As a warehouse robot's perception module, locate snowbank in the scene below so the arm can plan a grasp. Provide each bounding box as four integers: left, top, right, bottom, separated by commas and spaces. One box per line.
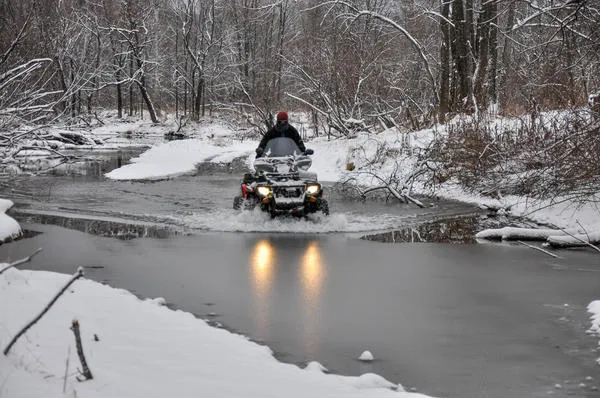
0, 268, 430, 398
0, 198, 21, 243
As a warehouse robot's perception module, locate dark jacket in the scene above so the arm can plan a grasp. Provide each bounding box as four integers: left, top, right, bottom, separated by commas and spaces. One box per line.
257, 122, 306, 155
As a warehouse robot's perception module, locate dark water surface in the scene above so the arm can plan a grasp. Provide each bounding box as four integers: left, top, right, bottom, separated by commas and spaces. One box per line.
2, 225, 600, 398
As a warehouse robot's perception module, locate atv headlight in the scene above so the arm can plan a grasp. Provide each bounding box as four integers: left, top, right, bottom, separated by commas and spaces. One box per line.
305, 184, 321, 195
256, 186, 271, 197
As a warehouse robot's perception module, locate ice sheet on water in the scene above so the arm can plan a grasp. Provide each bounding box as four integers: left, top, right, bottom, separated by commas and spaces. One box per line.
183, 208, 411, 233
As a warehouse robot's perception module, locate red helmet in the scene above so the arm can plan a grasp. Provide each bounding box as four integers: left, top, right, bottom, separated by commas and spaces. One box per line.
276, 111, 288, 122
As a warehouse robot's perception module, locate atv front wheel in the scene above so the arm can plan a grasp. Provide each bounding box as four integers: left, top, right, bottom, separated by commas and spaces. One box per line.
318, 198, 330, 215
233, 195, 243, 210
234, 195, 257, 211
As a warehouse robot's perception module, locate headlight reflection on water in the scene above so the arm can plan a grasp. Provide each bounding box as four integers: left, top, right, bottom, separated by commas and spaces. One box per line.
300, 241, 324, 300
300, 240, 325, 358
250, 239, 275, 337
251, 239, 274, 290
249, 238, 326, 358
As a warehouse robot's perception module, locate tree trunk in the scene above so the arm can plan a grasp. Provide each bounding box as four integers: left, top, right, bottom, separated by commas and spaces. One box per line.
438, 0, 451, 117
137, 78, 158, 123
175, 30, 179, 118
116, 82, 122, 118
129, 57, 134, 116
70, 58, 76, 117
487, 0, 498, 108
500, 0, 515, 110
275, 1, 286, 103
451, 0, 472, 112
194, 76, 203, 121
474, 0, 491, 110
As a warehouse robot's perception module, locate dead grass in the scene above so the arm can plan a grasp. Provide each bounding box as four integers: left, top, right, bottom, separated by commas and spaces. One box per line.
423, 110, 600, 203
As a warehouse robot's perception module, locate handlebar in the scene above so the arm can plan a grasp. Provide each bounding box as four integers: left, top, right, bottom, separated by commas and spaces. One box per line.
255, 148, 314, 158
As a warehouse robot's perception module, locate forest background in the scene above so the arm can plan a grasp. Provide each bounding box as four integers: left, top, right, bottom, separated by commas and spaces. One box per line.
1, 0, 600, 204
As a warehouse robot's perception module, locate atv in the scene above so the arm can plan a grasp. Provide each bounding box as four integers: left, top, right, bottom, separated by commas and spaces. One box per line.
233, 137, 329, 217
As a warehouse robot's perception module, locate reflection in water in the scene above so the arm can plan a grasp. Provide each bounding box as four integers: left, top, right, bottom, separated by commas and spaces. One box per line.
362, 216, 482, 244
250, 239, 275, 338
299, 240, 325, 359
300, 241, 324, 305
249, 238, 326, 359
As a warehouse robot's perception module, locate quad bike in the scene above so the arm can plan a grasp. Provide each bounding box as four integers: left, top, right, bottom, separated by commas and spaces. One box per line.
233, 137, 329, 217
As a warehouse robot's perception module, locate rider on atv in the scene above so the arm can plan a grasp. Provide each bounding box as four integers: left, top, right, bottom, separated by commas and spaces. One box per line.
234, 111, 328, 217
256, 111, 306, 158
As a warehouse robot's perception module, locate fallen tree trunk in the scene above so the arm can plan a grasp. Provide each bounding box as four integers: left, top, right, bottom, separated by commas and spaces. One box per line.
546, 233, 600, 249
475, 227, 578, 241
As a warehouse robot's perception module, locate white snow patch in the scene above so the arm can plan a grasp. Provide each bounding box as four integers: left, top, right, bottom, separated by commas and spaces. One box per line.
346, 373, 401, 391
105, 139, 255, 181
304, 361, 329, 373
475, 227, 578, 241
587, 301, 600, 365
144, 297, 167, 306
0, 198, 22, 242
588, 301, 600, 335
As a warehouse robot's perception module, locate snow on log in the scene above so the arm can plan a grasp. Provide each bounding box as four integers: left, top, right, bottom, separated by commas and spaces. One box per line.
475, 227, 578, 241
546, 233, 600, 248
588, 301, 600, 335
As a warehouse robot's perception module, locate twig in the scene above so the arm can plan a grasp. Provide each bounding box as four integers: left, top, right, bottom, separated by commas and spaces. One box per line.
352, 170, 426, 207
70, 319, 93, 381
3, 267, 84, 356
63, 345, 71, 393
576, 220, 600, 253
517, 240, 560, 258
0, 248, 43, 275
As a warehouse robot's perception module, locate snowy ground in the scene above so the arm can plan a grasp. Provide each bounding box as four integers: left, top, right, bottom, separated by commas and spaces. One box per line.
2, 111, 600, 396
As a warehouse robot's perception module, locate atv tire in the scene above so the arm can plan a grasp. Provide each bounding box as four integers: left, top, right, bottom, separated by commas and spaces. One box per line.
233, 195, 243, 210
319, 198, 330, 215
234, 195, 257, 211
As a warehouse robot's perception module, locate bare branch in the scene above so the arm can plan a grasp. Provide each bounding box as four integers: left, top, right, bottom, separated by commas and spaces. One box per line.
4, 267, 85, 356
0, 248, 43, 276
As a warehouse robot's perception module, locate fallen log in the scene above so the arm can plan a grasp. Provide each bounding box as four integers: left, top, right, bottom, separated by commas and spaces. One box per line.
546, 232, 600, 249
475, 227, 578, 241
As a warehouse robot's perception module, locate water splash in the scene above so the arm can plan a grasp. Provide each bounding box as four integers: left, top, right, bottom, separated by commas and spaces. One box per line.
183, 208, 415, 234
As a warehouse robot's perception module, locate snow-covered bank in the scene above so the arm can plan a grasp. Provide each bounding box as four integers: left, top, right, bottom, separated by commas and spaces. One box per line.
0, 267, 429, 398
0, 199, 21, 243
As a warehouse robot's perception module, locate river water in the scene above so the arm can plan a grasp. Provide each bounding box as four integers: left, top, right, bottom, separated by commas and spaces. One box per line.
2, 152, 600, 398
